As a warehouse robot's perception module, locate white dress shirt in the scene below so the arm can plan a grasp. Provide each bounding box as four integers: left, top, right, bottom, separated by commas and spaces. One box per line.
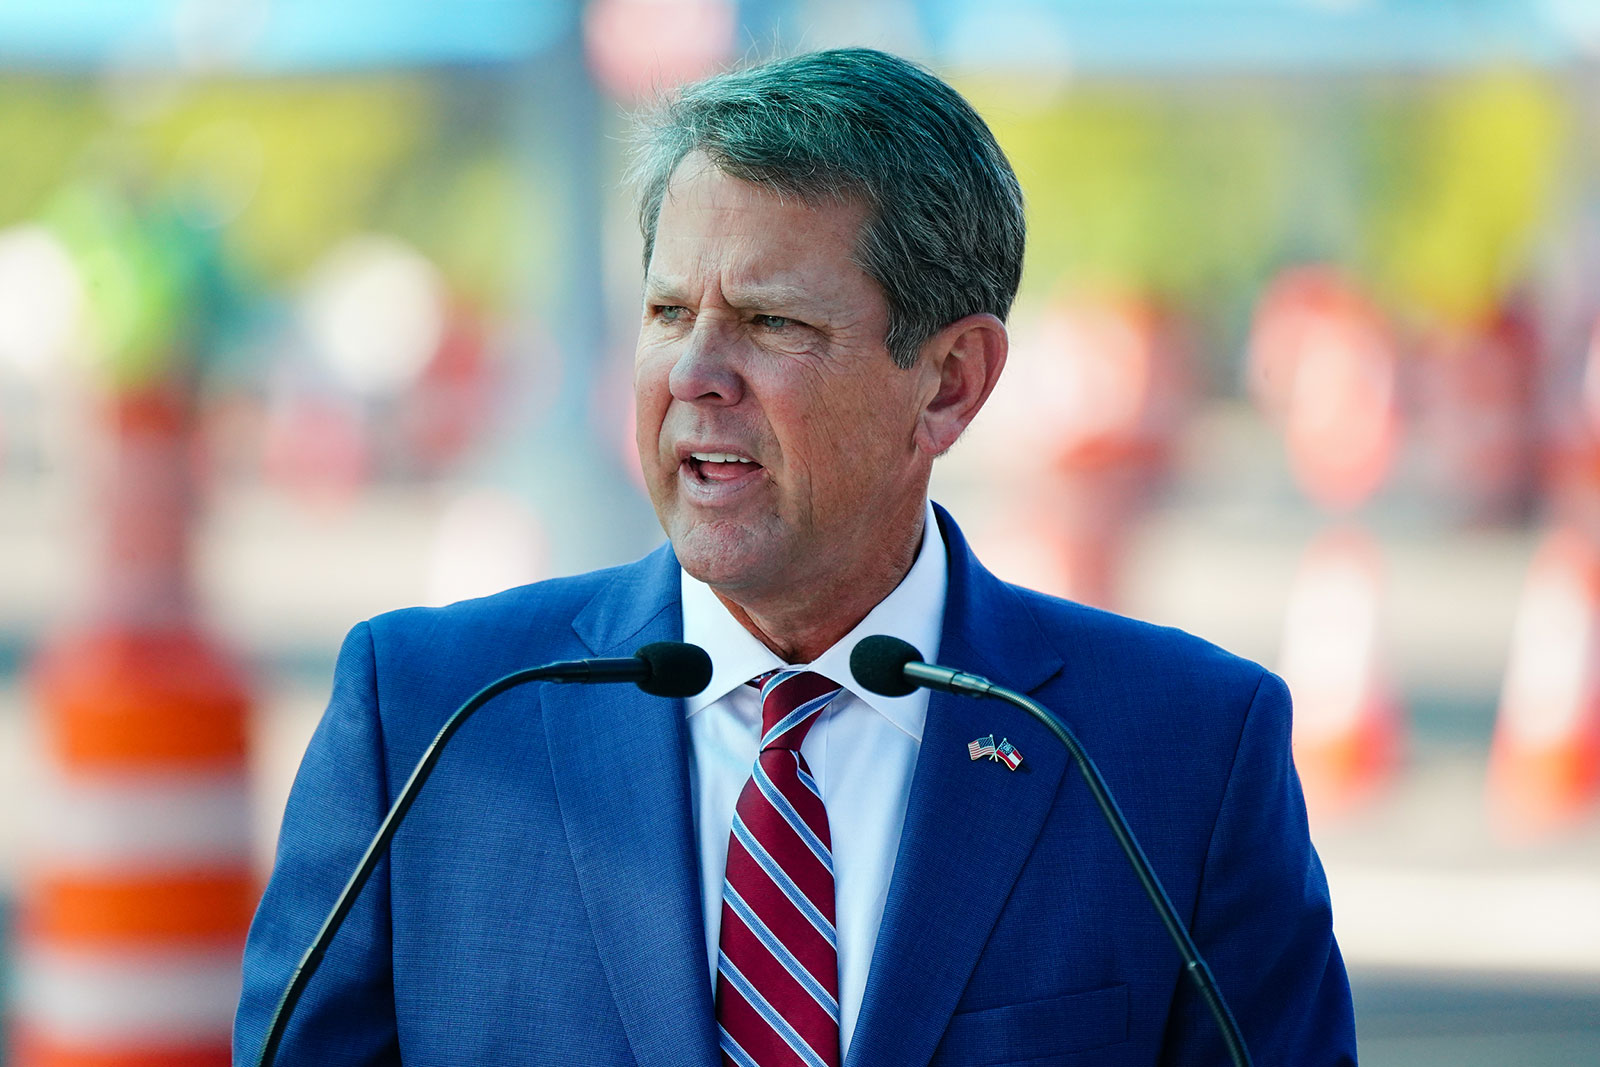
681, 498, 948, 1060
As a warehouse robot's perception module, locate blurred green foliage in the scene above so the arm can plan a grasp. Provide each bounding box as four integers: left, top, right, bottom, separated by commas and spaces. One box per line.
1360, 72, 1566, 324
0, 74, 521, 307
0, 77, 102, 223
965, 78, 1293, 303
961, 71, 1568, 327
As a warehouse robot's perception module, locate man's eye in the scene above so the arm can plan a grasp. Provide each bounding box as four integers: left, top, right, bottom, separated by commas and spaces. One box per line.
653, 305, 688, 322
753, 314, 793, 329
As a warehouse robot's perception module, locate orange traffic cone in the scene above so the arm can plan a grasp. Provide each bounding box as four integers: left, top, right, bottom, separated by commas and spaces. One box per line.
1278, 527, 1405, 818
1488, 526, 1600, 837
13, 391, 252, 1067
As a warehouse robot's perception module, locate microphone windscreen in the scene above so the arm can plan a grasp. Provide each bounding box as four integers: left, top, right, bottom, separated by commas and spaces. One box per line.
635, 642, 713, 697
850, 635, 922, 697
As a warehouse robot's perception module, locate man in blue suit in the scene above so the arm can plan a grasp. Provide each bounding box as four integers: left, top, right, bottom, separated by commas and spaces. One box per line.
236, 48, 1356, 1065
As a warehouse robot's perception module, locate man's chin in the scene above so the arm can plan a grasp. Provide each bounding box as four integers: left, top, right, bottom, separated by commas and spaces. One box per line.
673, 547, 768, 593
668, 522, 784, 594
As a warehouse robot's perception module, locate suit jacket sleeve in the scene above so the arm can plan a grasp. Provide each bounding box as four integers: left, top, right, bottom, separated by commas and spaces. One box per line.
234, 622, 402, 1066
1157, 669, 1357, 1066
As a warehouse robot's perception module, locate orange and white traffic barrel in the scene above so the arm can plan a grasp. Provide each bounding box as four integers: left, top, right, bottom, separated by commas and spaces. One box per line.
12, 390, 252, 1067
1278, 526, 1405, 818
1489, 526, 1600, 837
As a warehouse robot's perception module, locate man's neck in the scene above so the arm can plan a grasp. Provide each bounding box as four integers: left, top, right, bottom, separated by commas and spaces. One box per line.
711, 512, 927, 664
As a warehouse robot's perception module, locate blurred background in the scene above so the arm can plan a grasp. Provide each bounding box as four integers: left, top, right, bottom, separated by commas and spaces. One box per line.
1, 0, 1598, 1064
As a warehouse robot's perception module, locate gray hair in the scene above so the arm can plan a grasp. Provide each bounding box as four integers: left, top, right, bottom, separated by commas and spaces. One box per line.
629, 47, 1025, 369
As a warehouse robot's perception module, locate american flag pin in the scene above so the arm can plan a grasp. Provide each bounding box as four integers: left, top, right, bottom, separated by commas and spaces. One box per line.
967, 734, 997, 761
995, 738, 1023, 771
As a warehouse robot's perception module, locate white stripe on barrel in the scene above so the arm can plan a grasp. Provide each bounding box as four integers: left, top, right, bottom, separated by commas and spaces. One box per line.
30, 770, 253, 872
15, 944, 242, 1044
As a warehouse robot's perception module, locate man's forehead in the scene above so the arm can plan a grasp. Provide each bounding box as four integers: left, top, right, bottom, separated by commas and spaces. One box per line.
646, 161, 875, 308
655, 155, 870, 244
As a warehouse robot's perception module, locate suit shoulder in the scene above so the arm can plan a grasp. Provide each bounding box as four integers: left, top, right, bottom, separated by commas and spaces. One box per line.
999, 584, 1291, 792
329, 554, 677, 744
1008, 582, 1273, 706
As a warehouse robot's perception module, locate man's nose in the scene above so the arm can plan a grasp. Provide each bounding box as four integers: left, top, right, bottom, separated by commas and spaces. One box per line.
667, 320, 744, 405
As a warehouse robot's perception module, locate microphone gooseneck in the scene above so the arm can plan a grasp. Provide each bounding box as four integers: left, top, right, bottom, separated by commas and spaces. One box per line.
255, 643, 710, 1067
850, 636, 1254, 1067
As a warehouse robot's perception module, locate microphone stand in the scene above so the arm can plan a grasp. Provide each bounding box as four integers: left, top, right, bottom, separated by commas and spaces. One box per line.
254, 650, 702, 1067
920, 664, 1253, 1067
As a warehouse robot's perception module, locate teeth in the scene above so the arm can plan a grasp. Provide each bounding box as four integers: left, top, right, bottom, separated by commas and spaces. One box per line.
690, 452, 753, 464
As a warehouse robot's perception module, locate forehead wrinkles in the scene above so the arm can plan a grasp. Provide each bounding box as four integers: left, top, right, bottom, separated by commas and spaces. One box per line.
645, 255, 819, 310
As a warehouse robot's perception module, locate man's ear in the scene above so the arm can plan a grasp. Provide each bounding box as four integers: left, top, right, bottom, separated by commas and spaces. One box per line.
913, 313, 1008, 457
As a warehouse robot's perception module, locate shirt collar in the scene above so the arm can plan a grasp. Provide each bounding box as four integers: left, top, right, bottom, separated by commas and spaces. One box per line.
680, 498, 948, 742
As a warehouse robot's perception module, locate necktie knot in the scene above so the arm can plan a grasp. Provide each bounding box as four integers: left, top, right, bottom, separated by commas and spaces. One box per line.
756, 669, 841, 752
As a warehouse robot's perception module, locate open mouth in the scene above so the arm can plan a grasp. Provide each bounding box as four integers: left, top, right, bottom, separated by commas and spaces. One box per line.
686, 451, 763, 482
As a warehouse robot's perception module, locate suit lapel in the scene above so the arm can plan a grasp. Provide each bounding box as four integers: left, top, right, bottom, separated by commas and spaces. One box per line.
846, 508, 1070, 1067
544, 547, 720, 1067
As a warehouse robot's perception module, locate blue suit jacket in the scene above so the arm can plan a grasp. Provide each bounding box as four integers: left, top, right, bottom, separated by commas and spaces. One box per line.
235, 507, 1355, 1065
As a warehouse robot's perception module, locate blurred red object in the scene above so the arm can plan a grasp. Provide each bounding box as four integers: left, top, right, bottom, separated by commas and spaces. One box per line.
396, 301, 494, 477
1545, 314, 1600, 543
583, 0, 737, 103
976, 293, 1190, 609
1411, 304, 1539, 525
261, 389, 370, 510
1489, 525, 1600, 837
1250, 266, 1401, 511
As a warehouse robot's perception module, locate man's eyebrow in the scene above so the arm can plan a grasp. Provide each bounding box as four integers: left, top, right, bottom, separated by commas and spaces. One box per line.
643, 276, 818, 310
723, 283, 815, 310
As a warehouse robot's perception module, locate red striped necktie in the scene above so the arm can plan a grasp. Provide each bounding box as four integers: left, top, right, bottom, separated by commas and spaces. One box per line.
716, 669, 843, 1067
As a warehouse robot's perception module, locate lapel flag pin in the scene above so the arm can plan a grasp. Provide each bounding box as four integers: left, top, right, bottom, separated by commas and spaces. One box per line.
968, 735, 1023, 770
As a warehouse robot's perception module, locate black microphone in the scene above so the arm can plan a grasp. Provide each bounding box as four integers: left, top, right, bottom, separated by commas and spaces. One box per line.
538, 641, 713, 696
850, 635, 1253, 1067
850, 634, 996, 697
255, 642, 711, 1067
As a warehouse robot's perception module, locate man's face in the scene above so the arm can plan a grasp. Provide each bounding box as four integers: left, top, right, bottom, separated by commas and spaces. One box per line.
634, 155, 934, 602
